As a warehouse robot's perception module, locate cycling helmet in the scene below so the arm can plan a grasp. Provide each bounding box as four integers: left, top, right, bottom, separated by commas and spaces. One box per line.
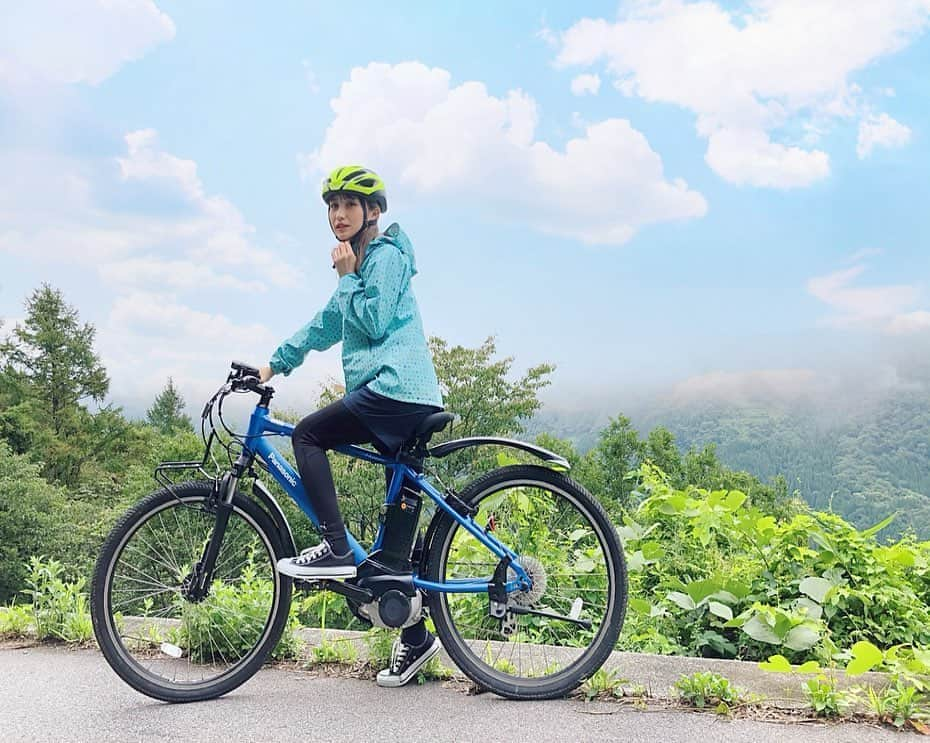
321, 165, 388, 213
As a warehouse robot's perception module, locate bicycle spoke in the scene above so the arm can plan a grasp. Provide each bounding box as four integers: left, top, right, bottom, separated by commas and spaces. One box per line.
100, 493, 284, 695
433, 472, 623, 692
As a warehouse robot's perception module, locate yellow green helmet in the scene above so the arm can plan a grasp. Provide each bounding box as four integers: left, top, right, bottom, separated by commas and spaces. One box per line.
321, 165, 387, 213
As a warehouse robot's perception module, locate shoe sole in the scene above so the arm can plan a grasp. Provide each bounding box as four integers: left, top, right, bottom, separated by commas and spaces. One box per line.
275, 559, 357, 579
376, 639, 441, 688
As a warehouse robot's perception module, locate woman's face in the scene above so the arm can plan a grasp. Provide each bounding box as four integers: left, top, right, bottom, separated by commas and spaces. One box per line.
328, 193, 364, 241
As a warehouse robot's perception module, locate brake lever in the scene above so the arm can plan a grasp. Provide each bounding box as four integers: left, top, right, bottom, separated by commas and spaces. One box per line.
230, 375, 261, 393
201, 382, 232, 419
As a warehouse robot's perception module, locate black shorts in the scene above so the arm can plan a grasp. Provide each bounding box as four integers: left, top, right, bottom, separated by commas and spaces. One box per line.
342, 384, 442, 456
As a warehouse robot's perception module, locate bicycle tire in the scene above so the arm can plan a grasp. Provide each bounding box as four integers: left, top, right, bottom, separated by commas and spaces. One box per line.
90, 481, 293, 702
424, 464, 627, 700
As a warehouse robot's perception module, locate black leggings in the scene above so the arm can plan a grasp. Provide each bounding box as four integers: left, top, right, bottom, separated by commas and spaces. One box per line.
291, 400, 428, 647
291, 399, 387, 547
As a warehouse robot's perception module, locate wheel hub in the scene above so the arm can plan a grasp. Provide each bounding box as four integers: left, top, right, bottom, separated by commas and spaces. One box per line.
180, 565, 208, 603
507, 556, 547, 607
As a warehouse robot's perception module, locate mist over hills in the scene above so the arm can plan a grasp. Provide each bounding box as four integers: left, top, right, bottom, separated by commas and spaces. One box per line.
529, 366, 930, 538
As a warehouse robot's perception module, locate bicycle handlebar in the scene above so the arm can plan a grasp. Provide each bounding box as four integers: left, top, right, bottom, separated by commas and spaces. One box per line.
227, 360, 272, 394
201, 361, 274, 420
229, 360, 260, 378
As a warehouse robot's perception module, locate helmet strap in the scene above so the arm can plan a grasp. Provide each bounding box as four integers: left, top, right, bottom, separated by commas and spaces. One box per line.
349, 201, 379, 249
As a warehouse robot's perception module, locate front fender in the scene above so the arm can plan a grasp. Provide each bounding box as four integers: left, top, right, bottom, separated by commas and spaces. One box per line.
252, 479, 297, 558
427, 437, 570, 471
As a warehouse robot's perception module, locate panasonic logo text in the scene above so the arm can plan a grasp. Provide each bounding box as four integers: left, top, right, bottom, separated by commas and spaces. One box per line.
268, 451, 297, 488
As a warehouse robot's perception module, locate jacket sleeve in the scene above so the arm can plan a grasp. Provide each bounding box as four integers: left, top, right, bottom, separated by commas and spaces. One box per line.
268, 292, 343, 376
336, 244, 409, 341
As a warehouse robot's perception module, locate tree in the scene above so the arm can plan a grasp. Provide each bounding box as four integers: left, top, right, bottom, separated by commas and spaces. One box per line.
583, 415, 646, 510
146, 377, 192, 434
644, 426, 684, 482
0, 441, 67, 602
429, 336, 554, 439
0, 284, 108, 436
0, 284, 120, 485
428, 336, 555, 485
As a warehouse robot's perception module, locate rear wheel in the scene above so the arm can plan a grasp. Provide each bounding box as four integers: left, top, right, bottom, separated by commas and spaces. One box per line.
425, 465, 627, 700
90, 481, 293, 702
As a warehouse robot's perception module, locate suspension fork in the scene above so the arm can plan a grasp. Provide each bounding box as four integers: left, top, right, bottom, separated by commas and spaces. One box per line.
185, 466, 244, 602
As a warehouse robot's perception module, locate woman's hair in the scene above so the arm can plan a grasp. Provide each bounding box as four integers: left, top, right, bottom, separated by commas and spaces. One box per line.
351, 199, 381, 272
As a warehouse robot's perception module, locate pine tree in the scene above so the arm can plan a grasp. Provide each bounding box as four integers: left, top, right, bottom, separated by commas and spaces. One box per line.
0, 284, 108, 435
147, 377, 192, 434
0, 284, 122, 484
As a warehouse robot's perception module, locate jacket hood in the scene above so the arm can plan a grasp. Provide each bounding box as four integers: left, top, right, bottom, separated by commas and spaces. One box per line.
370, 222, 416, 276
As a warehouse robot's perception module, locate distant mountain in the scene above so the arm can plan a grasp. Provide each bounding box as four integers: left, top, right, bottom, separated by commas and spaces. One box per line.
529, 389, 930, 539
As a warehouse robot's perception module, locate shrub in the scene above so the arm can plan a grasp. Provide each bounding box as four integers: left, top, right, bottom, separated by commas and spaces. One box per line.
22, 557, 92, 643
621, 465, 930, 664
866, 677, 929, 729
803, 674, 855, 717
0, 603, 34, 638
674, 671, 743, 713
178, 564, 302, 662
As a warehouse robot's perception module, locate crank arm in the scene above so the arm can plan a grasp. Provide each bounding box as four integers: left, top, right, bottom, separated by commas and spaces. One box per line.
508, 605, 593, 630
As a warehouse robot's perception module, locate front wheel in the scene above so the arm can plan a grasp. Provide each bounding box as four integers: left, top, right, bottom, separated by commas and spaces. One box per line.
90, 481, 293, 702
424, 465, 627, 700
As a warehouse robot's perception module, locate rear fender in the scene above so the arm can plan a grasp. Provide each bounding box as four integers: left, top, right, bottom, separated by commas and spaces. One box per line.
427, 437, 570, 471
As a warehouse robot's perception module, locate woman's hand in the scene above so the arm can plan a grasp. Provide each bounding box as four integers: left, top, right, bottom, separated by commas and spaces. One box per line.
332, 242, 357, 277
259, 365, 274, 384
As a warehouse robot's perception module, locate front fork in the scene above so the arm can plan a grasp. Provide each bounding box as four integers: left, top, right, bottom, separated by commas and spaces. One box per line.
183, 468, 242, 602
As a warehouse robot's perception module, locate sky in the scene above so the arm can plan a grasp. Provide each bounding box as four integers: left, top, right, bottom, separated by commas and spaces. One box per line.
2, 0, 929, 421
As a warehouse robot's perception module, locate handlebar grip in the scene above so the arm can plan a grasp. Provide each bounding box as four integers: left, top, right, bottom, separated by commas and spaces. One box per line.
230, 360, 260, 378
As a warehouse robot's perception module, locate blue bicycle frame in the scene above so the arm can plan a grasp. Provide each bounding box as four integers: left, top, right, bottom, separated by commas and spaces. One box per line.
244, 405, 530, 595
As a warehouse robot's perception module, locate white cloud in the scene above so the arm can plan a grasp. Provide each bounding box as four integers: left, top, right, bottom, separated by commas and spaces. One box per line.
888, 311, 930, 335
1, 130, 304, 290
0, 0, 175, 87
118, 129, 203, 199
807, 263, 928, 334
536, 13, 559, 47
301, 61, 706, 245
302, 60, 320, 94
0, 3, 320, 416
845, 247, 885, 263
554, 0, 930, 187
705, 127, 829, 188
856, 112, 912, 158
99, 258, 268, 293
98, 292, 341, 418
107, 292, 276, 350
571, 111, 588, 130
807, 265, 917, 320
571, 73, 601, 96
118, 130, 303, 285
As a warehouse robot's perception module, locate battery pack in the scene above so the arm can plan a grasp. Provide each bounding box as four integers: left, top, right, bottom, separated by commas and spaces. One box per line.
378, 487, 422, 571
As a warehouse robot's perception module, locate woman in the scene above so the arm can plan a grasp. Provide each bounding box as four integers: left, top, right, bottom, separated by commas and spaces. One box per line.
258, 165, 443, 687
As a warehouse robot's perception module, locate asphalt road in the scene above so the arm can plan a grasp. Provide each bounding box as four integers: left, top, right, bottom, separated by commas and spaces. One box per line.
0, 646, 909, 742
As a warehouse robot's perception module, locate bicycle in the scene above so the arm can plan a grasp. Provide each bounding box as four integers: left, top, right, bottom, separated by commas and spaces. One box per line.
90, 361, 627, 702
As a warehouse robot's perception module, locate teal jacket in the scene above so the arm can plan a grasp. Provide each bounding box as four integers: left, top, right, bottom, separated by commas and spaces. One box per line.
269, 223, 444, 407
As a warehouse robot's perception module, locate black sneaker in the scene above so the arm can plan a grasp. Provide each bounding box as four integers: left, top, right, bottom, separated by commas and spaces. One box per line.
376, 634, 441, 687
276, 539, 357, 579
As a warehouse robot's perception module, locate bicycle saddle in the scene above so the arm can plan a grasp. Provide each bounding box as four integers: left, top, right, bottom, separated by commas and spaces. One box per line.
402, 411, 453, 452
